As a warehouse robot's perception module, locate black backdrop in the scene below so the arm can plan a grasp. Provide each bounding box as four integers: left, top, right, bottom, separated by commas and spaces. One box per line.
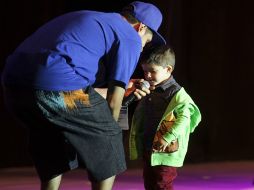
1, 0, 254, 167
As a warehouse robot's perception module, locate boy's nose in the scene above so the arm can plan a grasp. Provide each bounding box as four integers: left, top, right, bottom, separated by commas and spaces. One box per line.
146, 72, 151, 78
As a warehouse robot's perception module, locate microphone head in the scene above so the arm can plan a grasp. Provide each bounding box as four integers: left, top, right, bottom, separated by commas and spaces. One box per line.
140, 80, 150, 89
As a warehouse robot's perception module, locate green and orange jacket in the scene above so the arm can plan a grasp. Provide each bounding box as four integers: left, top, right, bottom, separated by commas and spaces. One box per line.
129, 87, 201, 167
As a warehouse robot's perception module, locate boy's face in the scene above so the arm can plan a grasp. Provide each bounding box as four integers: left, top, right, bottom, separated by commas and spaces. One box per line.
142, 63, 172, 86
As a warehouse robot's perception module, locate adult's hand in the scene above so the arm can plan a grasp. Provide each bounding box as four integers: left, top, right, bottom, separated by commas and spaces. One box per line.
126, 79, 153, 100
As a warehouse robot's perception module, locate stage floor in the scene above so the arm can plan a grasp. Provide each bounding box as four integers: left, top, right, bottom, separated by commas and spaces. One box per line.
0, 161, 254, 190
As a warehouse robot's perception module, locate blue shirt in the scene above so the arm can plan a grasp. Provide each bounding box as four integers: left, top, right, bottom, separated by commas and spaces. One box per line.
2, 11, 142, 90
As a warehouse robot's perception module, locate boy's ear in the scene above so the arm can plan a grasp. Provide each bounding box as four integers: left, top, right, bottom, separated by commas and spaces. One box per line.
167, 66, 173, 73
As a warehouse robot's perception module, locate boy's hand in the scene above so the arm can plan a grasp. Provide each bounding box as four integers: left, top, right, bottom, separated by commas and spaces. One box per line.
152, 138, 169, 152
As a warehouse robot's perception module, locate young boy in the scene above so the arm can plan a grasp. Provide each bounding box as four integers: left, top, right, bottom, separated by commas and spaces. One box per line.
129, 45, 201, 190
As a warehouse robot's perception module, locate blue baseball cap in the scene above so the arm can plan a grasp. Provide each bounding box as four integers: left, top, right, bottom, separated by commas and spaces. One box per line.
129, 1, 166, 45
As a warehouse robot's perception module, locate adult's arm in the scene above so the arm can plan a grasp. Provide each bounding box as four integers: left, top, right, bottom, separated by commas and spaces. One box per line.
94, 79, 151, 121
106, 81, 125, 121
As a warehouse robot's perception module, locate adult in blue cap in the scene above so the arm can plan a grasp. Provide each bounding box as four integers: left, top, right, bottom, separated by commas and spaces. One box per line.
1, 1, 165, 190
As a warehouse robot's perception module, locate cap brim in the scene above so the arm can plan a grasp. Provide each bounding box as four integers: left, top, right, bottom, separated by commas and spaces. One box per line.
151, 30, 166, 45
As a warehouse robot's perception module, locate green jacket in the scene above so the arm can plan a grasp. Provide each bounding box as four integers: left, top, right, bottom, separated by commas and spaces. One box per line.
129, 87, 201, 167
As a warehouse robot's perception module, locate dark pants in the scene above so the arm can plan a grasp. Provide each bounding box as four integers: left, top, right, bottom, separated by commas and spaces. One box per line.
2, 85, 126, 182
143, 152, 177, 190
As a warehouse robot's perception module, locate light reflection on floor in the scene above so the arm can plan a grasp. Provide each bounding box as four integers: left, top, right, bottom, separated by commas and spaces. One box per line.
0, 161, 254, 190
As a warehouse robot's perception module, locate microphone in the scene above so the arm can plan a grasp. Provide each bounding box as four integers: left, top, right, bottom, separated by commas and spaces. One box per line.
122, 80, 150, 106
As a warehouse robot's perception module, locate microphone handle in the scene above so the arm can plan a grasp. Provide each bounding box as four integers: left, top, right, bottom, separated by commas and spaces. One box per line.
122, 93, 136, 106
122, 80, 150, 106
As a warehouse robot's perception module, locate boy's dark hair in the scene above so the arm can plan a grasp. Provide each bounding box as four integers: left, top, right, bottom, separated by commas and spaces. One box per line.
140, 45, 175, 69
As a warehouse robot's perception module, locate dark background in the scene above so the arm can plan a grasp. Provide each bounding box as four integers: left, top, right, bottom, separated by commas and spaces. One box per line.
0, 0, 253, 168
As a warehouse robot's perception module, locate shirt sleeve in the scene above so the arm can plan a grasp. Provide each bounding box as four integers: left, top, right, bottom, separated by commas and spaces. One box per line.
163, 104, 192, 143
106, 39, 141, 88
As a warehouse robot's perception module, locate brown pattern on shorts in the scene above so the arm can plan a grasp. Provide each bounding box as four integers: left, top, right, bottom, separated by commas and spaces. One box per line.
62, 89, 90, 109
